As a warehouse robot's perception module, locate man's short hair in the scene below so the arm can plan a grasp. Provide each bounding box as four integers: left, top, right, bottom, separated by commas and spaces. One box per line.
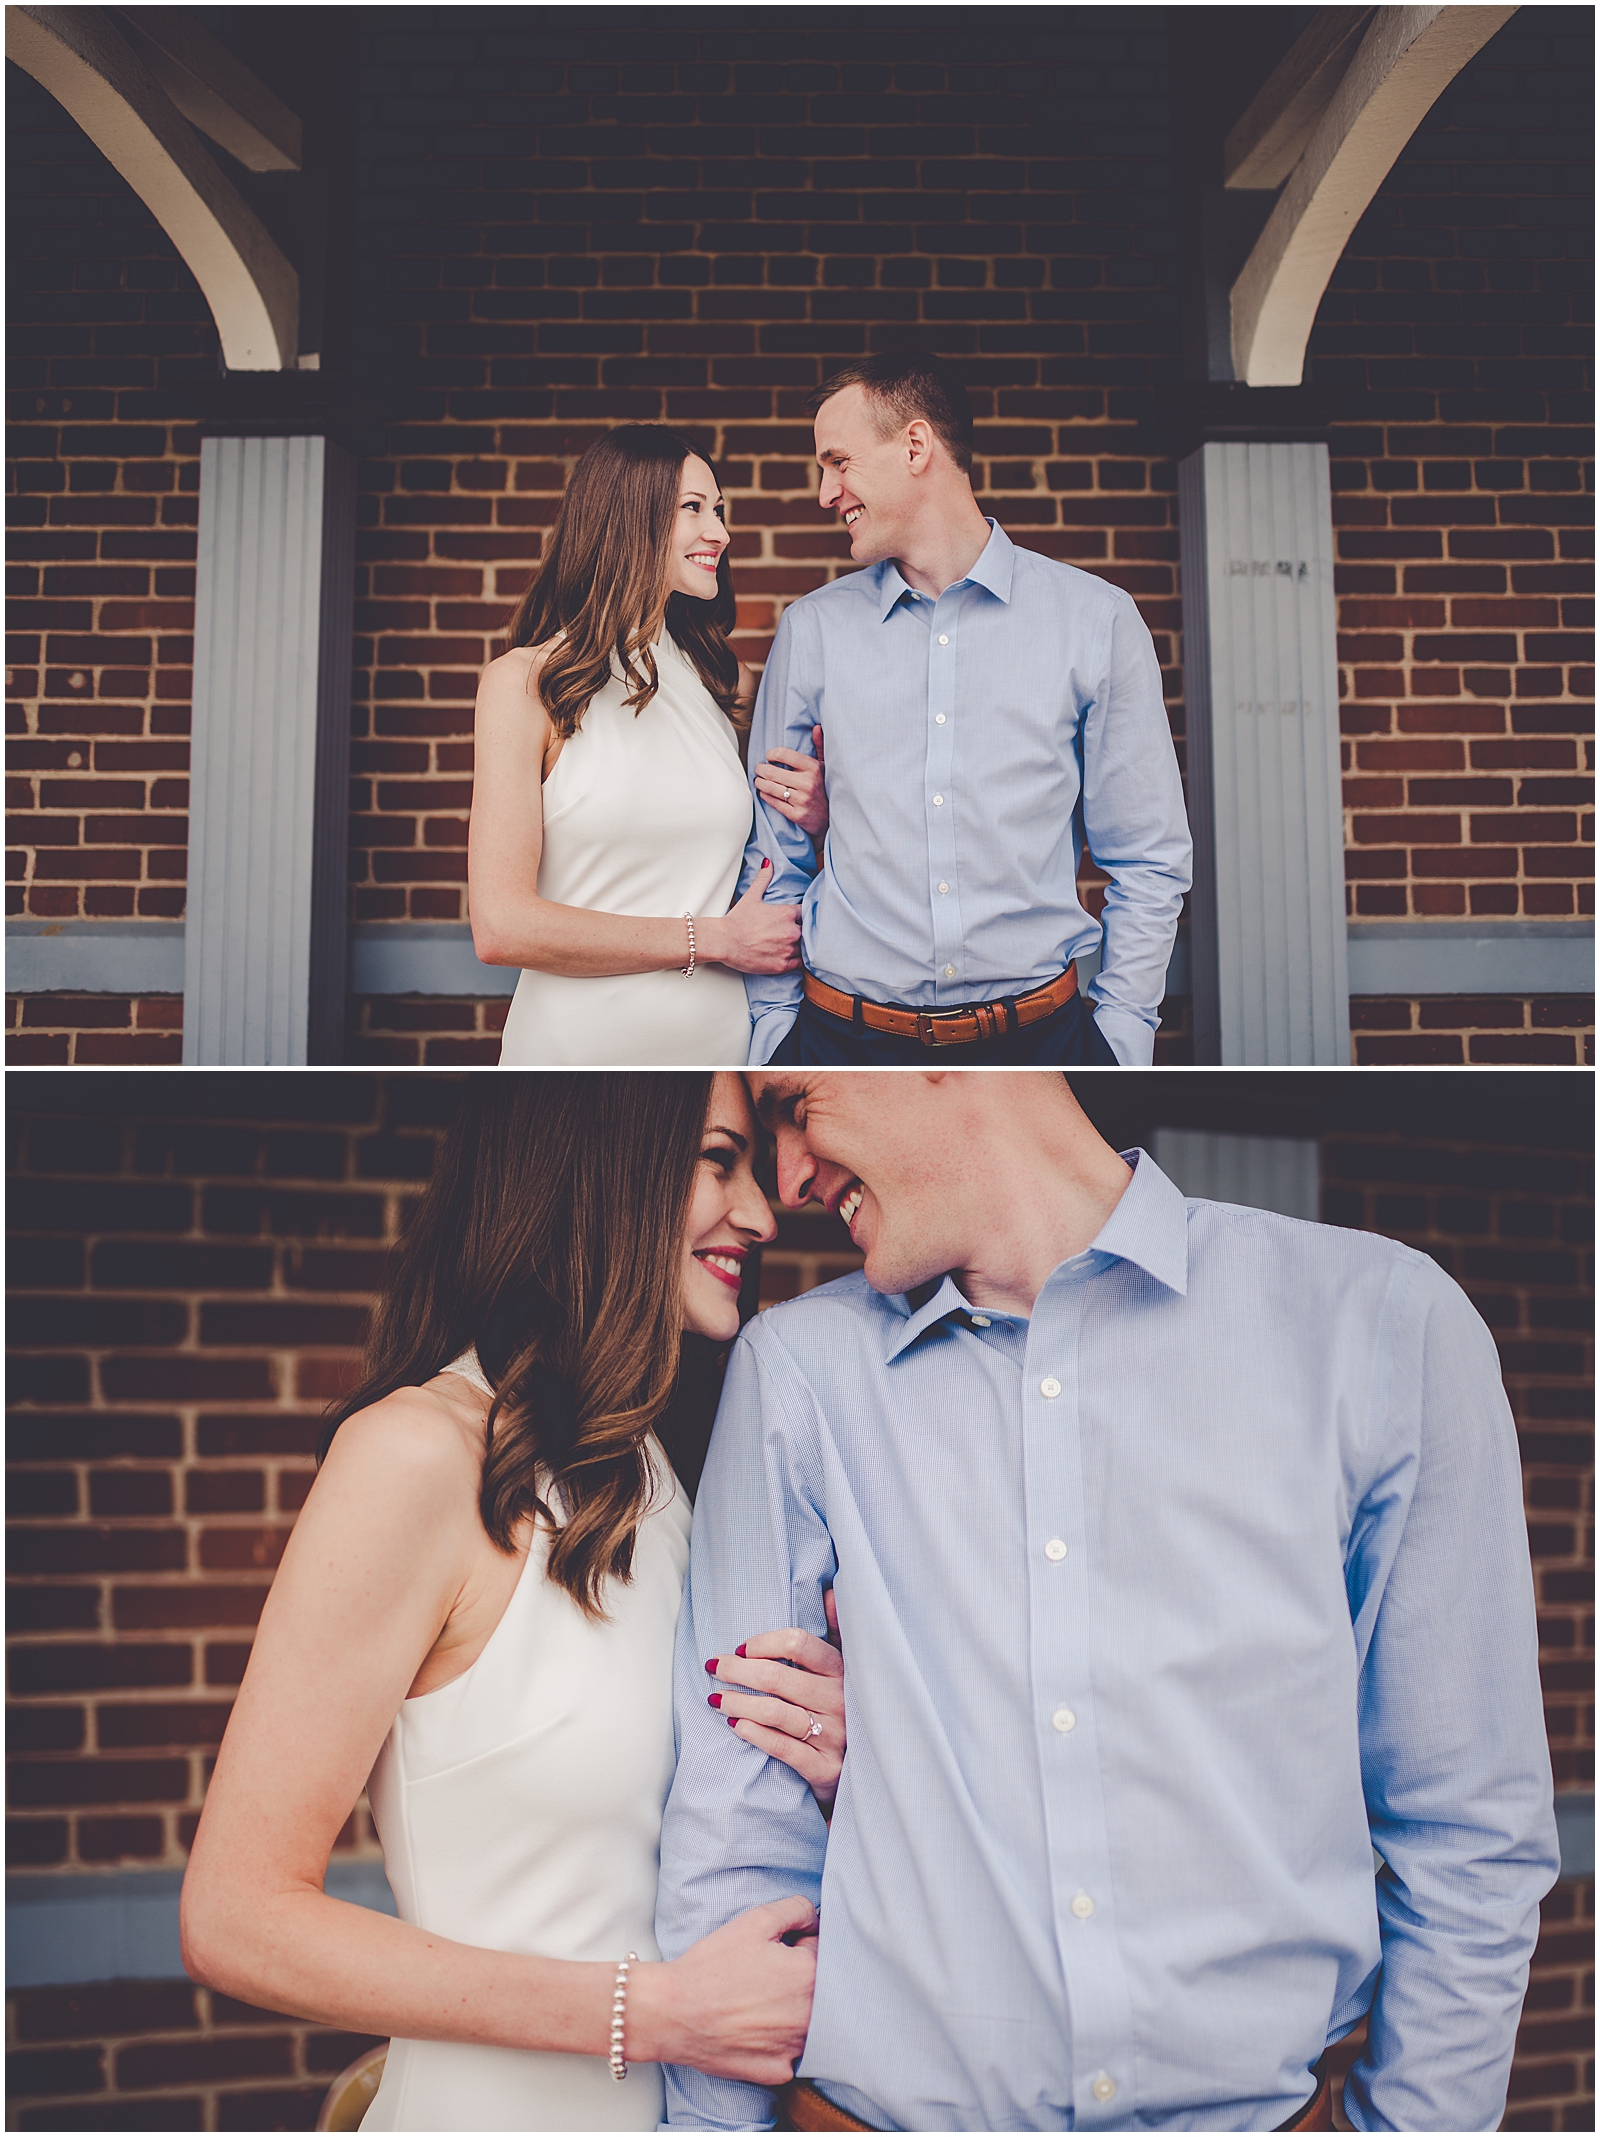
809, 352, 974, 476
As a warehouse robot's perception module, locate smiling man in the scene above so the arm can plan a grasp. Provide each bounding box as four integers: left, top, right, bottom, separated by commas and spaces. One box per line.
737, 354, 1192, 1066
655, 1071, 1557, 2133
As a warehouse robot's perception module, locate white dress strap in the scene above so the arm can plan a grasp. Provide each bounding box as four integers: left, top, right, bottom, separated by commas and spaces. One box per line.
441, 1346, 494, 1398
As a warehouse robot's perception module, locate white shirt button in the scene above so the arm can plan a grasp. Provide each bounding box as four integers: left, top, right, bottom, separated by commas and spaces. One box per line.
970, 1312, 990, 1326
937, 881, 949, 894
932, 794, 944, 806
1072, 1891, 1095, 1918
1044, 1537, 1067, 1562
944, 964, 955, 977
1040, 1376, 1061, 1398
1092, 2074, 1116, 2102
935, 712, 946, 724
938, 633, 949, 645
1052, 1705, 1076, 1733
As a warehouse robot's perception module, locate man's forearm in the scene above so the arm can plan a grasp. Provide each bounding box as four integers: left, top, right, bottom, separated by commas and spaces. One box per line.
1348, 1886, 1546, 2132
656, 1337, 834, 2128
1089, 858, 1189, 1063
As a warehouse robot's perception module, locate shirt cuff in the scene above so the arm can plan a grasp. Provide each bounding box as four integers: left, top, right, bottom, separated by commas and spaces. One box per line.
1092, 1004, 1156, 1067
748, 1004, 799, 1065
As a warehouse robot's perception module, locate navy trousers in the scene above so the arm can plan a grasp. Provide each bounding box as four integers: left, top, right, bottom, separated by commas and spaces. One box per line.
780, 986, 1120, 1066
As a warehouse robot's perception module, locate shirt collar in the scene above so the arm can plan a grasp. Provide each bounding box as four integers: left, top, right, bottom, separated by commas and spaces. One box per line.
874, 518, 1015, 622
882, 1273, 982, 1362
1087, 1150, 1190, 1297
880, 1149, 1189, 1360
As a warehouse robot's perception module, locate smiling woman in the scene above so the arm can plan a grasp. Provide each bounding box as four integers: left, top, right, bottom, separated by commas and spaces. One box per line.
465, 427, 829, 1067
176, 1071, 844, 2132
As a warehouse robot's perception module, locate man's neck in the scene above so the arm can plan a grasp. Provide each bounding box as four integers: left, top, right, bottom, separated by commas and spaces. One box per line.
951, 1142, 1135, 1319
892, 494, 994, 599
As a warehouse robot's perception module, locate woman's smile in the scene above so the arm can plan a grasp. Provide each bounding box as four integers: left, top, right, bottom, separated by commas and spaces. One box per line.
692, 1245, 746, 1291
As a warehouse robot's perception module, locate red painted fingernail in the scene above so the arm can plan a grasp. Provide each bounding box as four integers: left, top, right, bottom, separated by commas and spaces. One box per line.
704, 1658, 719, 1675
727, 1716, 739, 1728
735, 1642, 747, 1657
707, 1692, 722, 1709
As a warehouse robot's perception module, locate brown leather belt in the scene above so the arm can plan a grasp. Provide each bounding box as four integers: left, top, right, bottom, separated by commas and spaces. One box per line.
776, 2060, 1333, 2132
775, 2083, 870, 2133
802, 964, 1077, 1049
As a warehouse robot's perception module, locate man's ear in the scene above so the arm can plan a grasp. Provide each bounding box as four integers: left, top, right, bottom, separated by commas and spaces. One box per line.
904, 418, 936, 473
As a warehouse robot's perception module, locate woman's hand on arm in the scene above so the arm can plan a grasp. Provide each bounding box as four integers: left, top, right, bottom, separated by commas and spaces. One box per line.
753, 725, 827, 839
632, 1896, 817, 2085
699, 860, 802, 976
706, 1589, 846, 1813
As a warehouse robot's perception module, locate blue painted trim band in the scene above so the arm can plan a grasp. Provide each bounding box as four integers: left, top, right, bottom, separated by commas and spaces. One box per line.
348, 922, 516, 998
1555, 1790, 1595, 1880
7, 921, 187, 996
7, 918, 1593, 1004
5, 1861, 397, 1989
1346, 920, 1593, 998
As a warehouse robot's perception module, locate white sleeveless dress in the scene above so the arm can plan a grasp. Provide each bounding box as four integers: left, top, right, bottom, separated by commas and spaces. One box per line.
497, 632, 754, 1065
361, 1354, 692, 2131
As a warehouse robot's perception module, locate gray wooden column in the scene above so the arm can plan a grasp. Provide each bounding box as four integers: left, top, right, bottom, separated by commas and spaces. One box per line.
1178, 440, 1350, 1064
183, 434, 356, 1063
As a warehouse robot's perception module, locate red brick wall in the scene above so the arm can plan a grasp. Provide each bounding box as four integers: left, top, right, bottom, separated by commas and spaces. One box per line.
1310, 8, 1595, 938
344, 993, 508, 1067
6, 1981, 380, 2134
1348, 991, 1595, 1067
6, 993, 183, 1067
6, 1069, 1591, 2127
1332, 421, 1593, 926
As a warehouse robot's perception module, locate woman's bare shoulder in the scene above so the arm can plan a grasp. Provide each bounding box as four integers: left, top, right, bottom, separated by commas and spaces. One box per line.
318, 1380, 486, 1516
477, 641, 556, 722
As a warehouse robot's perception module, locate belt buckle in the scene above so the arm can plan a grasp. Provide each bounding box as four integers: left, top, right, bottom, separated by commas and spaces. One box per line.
918, 1010, 972, 1048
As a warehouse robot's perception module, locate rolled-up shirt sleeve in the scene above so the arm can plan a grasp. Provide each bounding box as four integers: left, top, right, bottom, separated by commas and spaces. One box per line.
656, 1329, 835, 2129
740, 607, 821, 1066
1343, 1260, 1559, 2131
1080, 589, 1192, 1066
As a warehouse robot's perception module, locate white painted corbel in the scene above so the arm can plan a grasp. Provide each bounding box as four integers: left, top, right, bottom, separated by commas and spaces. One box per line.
1224, 9, 1375, 194
5, 4, 299, 370
1230, 5, 1518, 386
116, 7, 303, 172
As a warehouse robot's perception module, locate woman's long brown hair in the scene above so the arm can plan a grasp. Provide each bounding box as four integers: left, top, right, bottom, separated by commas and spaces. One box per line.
319, 1074, 713, 1618
505, 426, 740, 738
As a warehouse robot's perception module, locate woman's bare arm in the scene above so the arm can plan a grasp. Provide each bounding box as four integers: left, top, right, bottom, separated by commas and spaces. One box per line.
467, 650, 798, 977
180, 1395, 815, 2080
180, 1396, 617, 2050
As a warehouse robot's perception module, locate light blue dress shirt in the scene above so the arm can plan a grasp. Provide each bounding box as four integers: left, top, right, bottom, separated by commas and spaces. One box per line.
656, 1153, 1557, 2132
739, 523, 1192, 1066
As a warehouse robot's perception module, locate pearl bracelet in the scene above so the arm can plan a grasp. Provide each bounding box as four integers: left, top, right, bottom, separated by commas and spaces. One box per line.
681, 913, 697, 977
609, 1950, 638, 2081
